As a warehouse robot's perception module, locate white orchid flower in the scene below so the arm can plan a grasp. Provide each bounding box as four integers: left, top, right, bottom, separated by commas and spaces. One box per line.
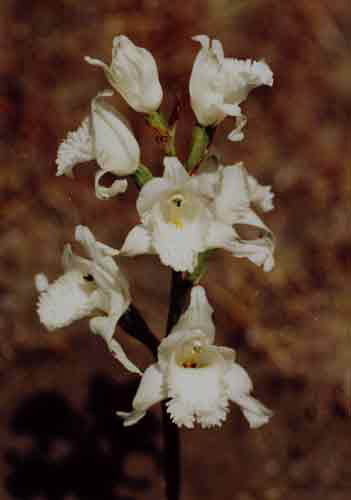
35, 225, 141, 375
121, 156, 274, 273
56, 90, 140, 200
189, 35, 273, 141
85, 35, 163, 113
117, 286, 272, 428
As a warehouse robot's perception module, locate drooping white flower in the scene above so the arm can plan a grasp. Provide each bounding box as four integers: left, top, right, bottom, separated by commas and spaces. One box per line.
121, 156, 275, 273
56, 90, 140, 200
85, 35, 163, 113
35, 225, 141, 374
117, 286, 272, 428
189, 35, 273, 141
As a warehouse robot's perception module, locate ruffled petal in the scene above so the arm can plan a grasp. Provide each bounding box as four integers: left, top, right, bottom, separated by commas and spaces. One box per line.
166, 351, 229, 428
56, 117, 94, 177
36, 270, 96, 331
120, 225, 153, 257
117, 363, 165, 426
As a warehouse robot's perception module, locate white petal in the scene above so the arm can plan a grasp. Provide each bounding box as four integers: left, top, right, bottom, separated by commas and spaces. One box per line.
35, 273, 49, 292
136, 178, 172, 217
211, 39, 224, 60
91, 92, 140, 176
219, 103, 241, 117
236, 395, 273, 428
95, 170, 128, 200
172, 286, 215, 343
190, 160, 222, 199
229, 237, 275, 272
117, 363, 165, 426
151, 205, 208, 272
37, 270, 95, 330
163, 157, 189, 186
166, 351, 229, 428
84, 55, 109, 71
214, 165, 275, 271
247, 174, 274, 212
90, 314, 141, 374
224, 361, 272, 428
56, 117, 93, 177
120, 225, 153, 256
224, 361, 253, 397
227, 209, 275, 272
214, 163, 250, 223
192, 35, 210, 49
206, 220, 235, 249
227, 114, 247, 142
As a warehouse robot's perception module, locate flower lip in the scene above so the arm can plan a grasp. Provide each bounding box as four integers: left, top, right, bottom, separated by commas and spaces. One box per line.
175, 337, 213, 369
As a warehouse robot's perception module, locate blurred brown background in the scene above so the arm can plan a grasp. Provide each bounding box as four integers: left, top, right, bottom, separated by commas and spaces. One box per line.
0, 1, 350, 499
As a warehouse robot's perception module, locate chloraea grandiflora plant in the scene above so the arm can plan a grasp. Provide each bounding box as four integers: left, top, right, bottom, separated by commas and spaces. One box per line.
36, 34, 275, 500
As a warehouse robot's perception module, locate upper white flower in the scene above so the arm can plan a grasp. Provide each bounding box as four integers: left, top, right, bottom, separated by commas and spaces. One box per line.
85, 35, 163, 113
189, 35, 273, 141
56, 90, 140, 200
35, 225, 141, 374
121, 156, 275, 273
117, 286, 272, 428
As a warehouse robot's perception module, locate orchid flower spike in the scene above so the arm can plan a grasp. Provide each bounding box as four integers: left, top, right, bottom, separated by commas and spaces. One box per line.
56, 90, 140, 200
117, 286, 273, 428
121, 156, 275, 273
35, 225, 141, 375
85, 35, 163, 113
189, 35, 273, 141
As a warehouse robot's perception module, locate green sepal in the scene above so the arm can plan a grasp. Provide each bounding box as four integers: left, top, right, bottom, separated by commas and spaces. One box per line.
133, 164, 153, 188
186, 125, 215, 172
187, 249, 215, 283
145, 110, 169, 135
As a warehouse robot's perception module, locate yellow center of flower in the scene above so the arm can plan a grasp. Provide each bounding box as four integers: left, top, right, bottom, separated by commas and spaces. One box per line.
179, 340, 203, 368
168, 194, 185, 229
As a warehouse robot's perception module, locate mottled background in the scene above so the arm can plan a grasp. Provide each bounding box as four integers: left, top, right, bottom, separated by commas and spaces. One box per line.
0, 1, 350, 499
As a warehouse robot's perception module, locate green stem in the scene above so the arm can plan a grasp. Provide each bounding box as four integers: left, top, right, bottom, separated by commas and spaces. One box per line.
146, 110, 177, 157
186, 124, 216, 173
133, 163, 153, 188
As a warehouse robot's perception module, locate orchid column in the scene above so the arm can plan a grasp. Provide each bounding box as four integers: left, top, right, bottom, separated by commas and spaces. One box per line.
36, 34, 275, 500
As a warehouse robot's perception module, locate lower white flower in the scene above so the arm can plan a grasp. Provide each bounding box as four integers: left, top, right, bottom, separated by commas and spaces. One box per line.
121, 156, 275, 273
56, 90, 140, 200
117, 286, 272, 428
35, 225, 141, 374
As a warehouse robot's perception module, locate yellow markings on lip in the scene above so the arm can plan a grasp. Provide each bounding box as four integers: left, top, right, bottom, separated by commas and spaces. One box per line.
168, 193, 185, 229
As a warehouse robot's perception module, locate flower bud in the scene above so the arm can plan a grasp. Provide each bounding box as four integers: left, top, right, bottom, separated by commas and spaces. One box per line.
56, 90, 140, 200
85, 35, 163, 113
91, 90, 140, 197
189, 35, 273, 141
